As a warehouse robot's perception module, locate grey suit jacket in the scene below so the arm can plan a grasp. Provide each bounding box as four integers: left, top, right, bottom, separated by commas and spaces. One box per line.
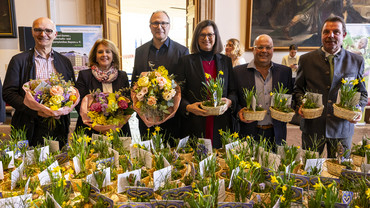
293, 47, 367, 138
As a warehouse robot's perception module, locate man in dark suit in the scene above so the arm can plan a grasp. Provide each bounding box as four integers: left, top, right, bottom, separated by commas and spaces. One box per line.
3, 17, 75, 147
131, 10, 189, 144
234, 34, 293, 149
293, 16, 367, 157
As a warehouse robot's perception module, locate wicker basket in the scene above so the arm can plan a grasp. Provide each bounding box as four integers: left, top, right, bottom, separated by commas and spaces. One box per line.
333, 104, 362, 121
301, 105, 324, 119
351, 154, 365, 167
243, 109, 267, 121
201, 103, 227, 116
269, 107, 295, 122
326, 160, 345, 177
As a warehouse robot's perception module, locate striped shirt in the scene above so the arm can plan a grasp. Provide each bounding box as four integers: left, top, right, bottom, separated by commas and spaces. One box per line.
34, 49, 57, 79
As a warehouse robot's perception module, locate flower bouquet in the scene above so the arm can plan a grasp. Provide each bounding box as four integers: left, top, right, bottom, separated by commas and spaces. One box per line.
80, 89, 134, 133
269, 83, 294, 123
131, 66, 181, 127
301, 91, 324, 119
200, 71, 228, 116
22, 73, 80, 129
241, 87, 266, 121
333, 78, 363, 121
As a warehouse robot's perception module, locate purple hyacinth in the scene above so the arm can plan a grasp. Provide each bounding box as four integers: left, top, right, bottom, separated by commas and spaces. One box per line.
34, 91, 43, 103
63, 93, 70, 102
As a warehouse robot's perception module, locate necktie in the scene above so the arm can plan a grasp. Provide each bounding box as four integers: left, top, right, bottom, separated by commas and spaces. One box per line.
328, 55, 334, 82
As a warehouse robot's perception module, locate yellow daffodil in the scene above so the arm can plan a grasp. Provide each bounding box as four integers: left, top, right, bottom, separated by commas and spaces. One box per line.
68, 168, 74, 175
328, 183, 333, 188
191, 182, 196, 188
213, 84, 217, 88
246, 135, 251, 139
253, 161, 261, 169
12, 192, 18, 196
280, 195, 286, 202
270, 175, 279, 184
133, 144, 138, 148
352, 79, 359, 85
279, 99, 283, 102
365, 144, 370, 149
155, 126, 161, 132
218, 129, 224, 135
366, 188, 370, 198
232, 132, 239, 138
355, 206, 359, 208
116, 128, 120, 132
87, 127, 91, 131
234, 154, 240, 160
281, 185, 287, 193
239, 160, 247, 168
297, 146, 300, 149
361, 77, 365, 82
1, 133, 5, 137
313, 182, 323, 190
77, 138, 82, 143
270, 92, 274, 96
341, 78, 347, 84
301, 171, 308, 175
84, 135, 92, 143
205, 73, 211, 79
52, 166, 61, 173
152, 132, 157, 136
90, 149, 95, 154
92, 141, 96, 145
219, 70, 224, 75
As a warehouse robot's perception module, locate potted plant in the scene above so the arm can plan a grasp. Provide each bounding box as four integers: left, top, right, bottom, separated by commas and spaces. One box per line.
301, 91, 324, 119
241, 86, 267, 121
269, 83, 294, 122
350, 136, 370, 166
333, 78, 364, 121
200, 71, 228, 116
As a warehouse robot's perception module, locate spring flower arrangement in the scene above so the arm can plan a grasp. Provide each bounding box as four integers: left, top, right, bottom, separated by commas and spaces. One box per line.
131, 66, 181, 127
80, 88, 134, 133
22, 73, 80, 129
269, 83, 294, 122
200, 70, 228, 115
333, 78, 364, 120
242, 87, 266, 121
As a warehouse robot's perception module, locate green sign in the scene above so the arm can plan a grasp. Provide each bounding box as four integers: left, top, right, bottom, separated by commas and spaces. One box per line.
53, 32, 83, 47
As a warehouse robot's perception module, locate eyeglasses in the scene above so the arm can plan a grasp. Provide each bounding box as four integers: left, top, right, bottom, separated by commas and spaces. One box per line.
199, 33, 215, 40
254, 46, 273, 51
150, 21, 170, 27
33, 28, 54, 35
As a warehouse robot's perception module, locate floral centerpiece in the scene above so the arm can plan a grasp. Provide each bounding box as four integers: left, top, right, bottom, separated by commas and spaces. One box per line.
80, 88, 134, 133
200, 70, 228, 116
333, 78, 364, 120
269, 83, 294, 122
301, 91, 324, 119
131, 66, 181, 127
22, 73, 80, 129
241, 86, 266, 121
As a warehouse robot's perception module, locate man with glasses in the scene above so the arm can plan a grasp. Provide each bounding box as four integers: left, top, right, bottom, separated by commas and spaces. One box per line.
3, 17, 75, 147
293, 16, 367, 157
131, 10, 188, 145
233, 34, 293, 151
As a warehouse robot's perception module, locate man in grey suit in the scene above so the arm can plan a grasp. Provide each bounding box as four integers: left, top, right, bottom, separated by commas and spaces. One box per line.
293, 16, 367, 157
131, 10, 189, 144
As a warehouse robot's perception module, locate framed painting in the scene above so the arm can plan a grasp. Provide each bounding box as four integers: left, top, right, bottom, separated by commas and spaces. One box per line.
0, 0, 17, 38
246, 0, 370, 50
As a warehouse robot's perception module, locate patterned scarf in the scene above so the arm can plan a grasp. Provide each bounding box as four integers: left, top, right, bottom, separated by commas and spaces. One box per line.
91, 65, 118, 83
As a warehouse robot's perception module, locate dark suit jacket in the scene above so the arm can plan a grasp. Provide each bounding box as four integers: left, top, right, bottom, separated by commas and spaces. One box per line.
131, 38, 189, 140
176, 53, 237, 148
75, 69, 131, 135
0, 78, 5, 123
2, 48, 75, 144
131, 38, 189, 85
293, 48, 367, 138
233, 62, 293, 145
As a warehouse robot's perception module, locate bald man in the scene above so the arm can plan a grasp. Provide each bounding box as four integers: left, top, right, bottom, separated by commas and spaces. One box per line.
233, 34, 293, 150
3, 17, 75, 147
